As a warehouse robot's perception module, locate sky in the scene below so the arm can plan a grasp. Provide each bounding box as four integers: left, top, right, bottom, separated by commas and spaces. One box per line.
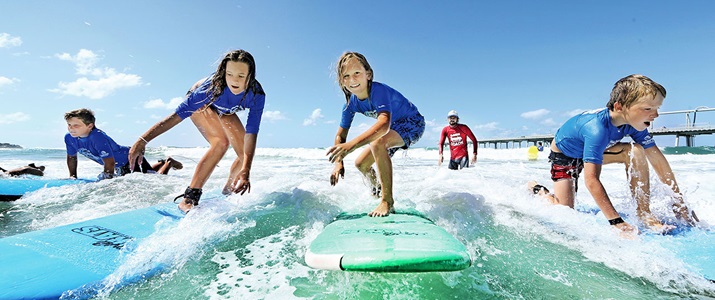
1, 1, 715, 149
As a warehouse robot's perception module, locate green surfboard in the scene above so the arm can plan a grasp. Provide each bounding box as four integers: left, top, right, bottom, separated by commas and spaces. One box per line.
305, 211, 471, 272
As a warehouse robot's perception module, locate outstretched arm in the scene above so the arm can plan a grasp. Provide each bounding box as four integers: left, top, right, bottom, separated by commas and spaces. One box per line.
467, 127, 478, 164
232, 133, 257, 195
67, 155, 78, 179
328, 126, 349, 185
327, 111, 391, 163
583, 162, 639, 238
128, 113, 183, 168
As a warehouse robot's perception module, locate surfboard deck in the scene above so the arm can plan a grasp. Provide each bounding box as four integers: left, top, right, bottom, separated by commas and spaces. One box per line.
0, 177, 96, 201
0, 201, 183, 299
305, 211, 471, 272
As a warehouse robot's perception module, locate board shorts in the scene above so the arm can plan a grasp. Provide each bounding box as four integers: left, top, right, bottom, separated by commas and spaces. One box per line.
388, 114, 426, 157
118, 157, 156, 176
549, 151, 584, 191
448, 156, 469, 170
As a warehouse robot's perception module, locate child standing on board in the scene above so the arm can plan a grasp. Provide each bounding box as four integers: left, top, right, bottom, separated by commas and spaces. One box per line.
530, 74, 699, 237
327, 52, 425, 217
128, 49, 265, 213
64, 108, 182, 179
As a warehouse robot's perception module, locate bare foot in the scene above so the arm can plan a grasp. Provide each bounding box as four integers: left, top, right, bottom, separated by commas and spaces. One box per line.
368, 200, 394, 217
178, 199, 194, 213
167, 157, 183, 170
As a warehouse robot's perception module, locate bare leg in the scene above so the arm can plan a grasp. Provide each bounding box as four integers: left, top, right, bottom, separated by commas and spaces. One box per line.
354, 148, 380, 195
179, 109, 231, 212
366, 130, 405, 217
218, 114, 246, 195
603, 143, 670, 231
154, 157, 183, 175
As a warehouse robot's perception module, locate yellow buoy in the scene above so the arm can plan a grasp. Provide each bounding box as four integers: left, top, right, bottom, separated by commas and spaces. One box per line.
527, 146, 539, 161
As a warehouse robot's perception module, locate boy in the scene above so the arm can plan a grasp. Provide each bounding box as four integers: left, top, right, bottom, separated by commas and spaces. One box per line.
530, 74, 698, 237
64, 108, 182, 179
438, 110, 478, 170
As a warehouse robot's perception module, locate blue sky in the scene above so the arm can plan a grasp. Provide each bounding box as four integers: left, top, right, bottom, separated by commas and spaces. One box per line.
1, 1, 714, 149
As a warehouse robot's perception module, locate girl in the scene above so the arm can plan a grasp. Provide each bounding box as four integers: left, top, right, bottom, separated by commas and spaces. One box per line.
128, 49, 265, 213
327, 52, 425, 217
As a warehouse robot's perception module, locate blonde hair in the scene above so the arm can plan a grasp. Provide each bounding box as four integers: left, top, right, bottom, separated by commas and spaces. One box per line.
607, 74, 666, 110
336, 52, 373, 104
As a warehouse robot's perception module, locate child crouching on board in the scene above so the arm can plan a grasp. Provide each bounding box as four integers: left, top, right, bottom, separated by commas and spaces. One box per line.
64, 108, 182, 180
326, 52, 425, 217
529, 74, 698, 238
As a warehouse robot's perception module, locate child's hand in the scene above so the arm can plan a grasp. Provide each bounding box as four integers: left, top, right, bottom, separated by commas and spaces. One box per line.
330, 163, 344, 186
326, 143, 352, 163
672, 201, 699, 226
231, 170, 251, 195
128, 139, 146, 168
613, 222, 639, 240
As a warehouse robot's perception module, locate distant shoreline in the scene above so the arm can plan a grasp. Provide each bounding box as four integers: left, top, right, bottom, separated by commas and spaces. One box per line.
0, 143, 22, 149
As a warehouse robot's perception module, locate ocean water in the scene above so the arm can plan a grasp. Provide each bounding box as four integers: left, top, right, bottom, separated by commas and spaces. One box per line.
1, 146, 715, 299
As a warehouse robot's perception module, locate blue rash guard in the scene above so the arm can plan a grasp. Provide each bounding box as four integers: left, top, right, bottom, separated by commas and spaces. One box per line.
175, 76, 266, 134
554, 108, 656, 164
65, 128, 130, 169
339, 81, 421, 129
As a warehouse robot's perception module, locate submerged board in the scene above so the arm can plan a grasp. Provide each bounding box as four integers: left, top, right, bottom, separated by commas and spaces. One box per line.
305, 211, 471, 272
646, 227, 715, 282
574, 204, 715, 281
0, 177, 96, 201
0, 201, 183, 299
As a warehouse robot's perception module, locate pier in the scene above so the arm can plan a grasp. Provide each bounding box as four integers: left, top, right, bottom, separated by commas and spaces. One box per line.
478, 107, 715, 149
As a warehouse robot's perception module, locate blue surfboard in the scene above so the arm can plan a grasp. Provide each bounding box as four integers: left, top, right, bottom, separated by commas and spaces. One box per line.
0, 177, 96, 201
0, 201, 184, 299
573, 205, 715, 281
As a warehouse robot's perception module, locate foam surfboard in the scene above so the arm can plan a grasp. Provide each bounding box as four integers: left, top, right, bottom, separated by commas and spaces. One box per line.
0, 177, 96, 201
573, 203, 715, 281
305, 211, 471, 272
0, 201, 184, 299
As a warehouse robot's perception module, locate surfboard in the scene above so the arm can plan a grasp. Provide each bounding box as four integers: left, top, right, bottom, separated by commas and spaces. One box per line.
305, 211, 471, 272
0, 177, 96, 201
573, 203, 715, 281
0, 201, 184, 299
650, 227, 715, 282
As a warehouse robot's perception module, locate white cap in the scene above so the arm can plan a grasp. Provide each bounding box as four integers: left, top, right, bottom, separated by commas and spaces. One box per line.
447, 110, 459, 118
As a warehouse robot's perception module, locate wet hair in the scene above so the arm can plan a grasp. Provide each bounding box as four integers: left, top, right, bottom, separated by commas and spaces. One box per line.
64, 108, 96, 126
207, 49, 265, 107
336, 51, 373, 104
607, 74, 666, 110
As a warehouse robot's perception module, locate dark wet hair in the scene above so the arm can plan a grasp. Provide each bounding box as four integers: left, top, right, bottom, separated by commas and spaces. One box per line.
607, 74, 666, 110
336, 51, 373, 104
207, 49, 265, 107
64, 108, 96, 125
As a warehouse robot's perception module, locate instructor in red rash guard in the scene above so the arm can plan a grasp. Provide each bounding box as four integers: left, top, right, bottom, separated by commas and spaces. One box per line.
438, 110, 478, 170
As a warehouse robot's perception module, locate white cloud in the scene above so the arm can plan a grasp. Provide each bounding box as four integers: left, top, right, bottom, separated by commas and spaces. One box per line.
0, 76, 18, 88
565, 109, 587, 117
541, 118, 558, 126
520, 109, 550, 120
0, 33, 22, 48
50, 49, 142, 99
302, 108, 323, 126
143, 97, 184, 109
263, 110, 286, 122
0, 112, 30, 124
473, 122, 499, 131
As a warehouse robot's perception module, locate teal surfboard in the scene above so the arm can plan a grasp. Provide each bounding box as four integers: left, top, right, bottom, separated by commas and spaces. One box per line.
305, 212, 471, 272
0, 177, 96, 201
0, 201, 183, 299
